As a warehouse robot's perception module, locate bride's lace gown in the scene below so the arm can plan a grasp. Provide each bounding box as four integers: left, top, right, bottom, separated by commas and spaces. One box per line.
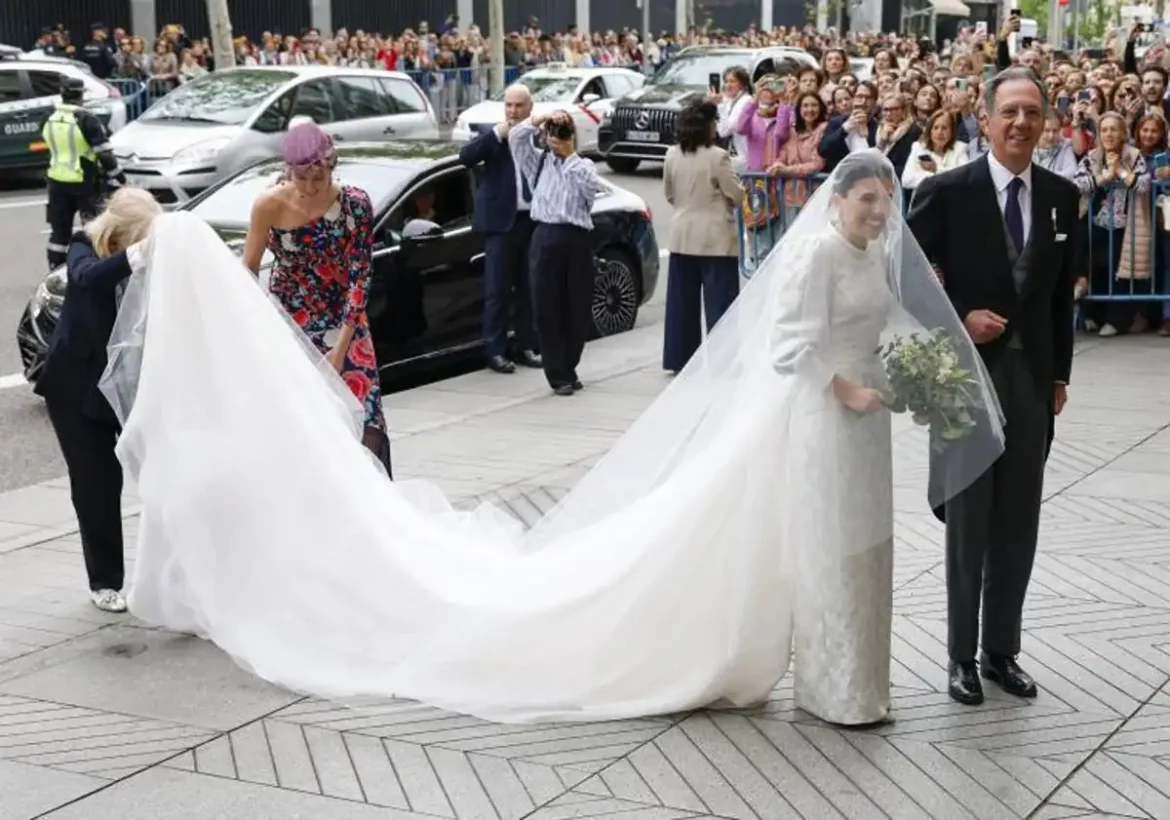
770, 227, 895, 725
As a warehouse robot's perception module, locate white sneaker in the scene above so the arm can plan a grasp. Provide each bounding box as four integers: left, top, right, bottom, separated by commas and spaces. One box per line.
1099, 324, 1119, 337
89, 589, 127, 613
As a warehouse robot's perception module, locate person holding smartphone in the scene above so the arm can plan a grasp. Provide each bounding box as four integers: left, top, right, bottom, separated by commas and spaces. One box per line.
901, 109, 969, 194
710, 66, 752, 173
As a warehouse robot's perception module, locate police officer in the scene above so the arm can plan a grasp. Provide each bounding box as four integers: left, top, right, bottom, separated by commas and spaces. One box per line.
42, 77, 127, 269
80, 23, 116, 79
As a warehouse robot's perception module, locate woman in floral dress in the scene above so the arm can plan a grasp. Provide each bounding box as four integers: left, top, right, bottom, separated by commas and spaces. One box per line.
242, 121, 392, 476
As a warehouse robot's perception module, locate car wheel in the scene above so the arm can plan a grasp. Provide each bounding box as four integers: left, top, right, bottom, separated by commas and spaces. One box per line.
591, 251, 640, 337
605, 157, 640, 174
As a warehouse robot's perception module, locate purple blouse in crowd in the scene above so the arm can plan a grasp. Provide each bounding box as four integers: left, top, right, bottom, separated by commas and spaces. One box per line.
735, 99, 794, 172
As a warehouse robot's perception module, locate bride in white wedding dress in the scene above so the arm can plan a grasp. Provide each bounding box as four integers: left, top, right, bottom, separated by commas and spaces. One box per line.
99, 151, 1002, 724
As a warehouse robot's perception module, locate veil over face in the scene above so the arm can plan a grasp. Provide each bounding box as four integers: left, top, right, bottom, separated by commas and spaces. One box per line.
90, 149, 1005, 724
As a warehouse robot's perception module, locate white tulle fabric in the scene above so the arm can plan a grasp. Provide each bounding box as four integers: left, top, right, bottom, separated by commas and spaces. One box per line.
99, 150, 1003, 724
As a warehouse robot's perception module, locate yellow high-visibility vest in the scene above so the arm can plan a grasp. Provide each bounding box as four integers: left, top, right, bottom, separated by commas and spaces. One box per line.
42, 105, 97, 184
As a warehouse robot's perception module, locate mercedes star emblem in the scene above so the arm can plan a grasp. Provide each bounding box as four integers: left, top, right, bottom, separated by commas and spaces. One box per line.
634, 111, 651, 130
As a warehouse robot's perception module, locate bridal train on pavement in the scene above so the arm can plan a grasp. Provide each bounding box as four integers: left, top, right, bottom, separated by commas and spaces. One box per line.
99, 151, 1003, 724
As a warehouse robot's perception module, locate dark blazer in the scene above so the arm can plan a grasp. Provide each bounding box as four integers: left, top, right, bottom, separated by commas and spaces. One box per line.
818, 114, 878, 173
907, 155, 1079, 393
818, 114, 923, 178
458, 124, 520, 234
33, 232, 133, 424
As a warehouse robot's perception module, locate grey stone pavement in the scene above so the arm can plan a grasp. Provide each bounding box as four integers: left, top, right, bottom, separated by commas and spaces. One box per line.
0, 320, 1169, 819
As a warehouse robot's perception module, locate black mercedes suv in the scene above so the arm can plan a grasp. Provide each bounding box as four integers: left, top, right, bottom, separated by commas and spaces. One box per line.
597, 46, 819, 173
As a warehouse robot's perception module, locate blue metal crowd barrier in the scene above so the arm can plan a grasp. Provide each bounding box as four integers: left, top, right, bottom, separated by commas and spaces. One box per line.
404, 65, 524, 124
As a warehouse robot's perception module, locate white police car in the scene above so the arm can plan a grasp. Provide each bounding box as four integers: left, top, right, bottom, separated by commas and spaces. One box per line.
0, 49, 128, 174
451, 64, 645, 156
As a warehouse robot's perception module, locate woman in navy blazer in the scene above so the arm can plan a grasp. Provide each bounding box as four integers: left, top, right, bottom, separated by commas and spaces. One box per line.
34, 187, 161, 613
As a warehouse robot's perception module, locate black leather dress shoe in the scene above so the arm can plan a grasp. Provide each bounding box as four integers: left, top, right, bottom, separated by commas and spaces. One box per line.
488, 355, 516, 374
981, 653, 1038, 698
553, 385, 574, 396
515, 350, 542, 368
948, 660, 984, 705
571, 380, 583, 391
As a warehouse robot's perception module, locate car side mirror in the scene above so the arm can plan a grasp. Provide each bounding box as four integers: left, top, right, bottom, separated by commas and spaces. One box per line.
581, 93, 601, 105
400, 226, 443, 254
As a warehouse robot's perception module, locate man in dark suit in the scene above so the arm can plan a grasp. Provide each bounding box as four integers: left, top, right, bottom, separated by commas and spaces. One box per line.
35, 230, 145, 613
907, 68, 1079, 706
819, 86, 921, 178
458, 85, 541, 374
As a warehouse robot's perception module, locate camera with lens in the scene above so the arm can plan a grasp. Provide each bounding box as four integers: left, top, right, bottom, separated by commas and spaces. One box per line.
544, 119, 575, 141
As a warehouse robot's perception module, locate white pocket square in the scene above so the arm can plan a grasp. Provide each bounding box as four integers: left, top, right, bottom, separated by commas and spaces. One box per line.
1055, 233, 1068, 242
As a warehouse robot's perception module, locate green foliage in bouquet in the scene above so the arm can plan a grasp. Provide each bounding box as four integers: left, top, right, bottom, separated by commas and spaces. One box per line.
878, 329, 979, 448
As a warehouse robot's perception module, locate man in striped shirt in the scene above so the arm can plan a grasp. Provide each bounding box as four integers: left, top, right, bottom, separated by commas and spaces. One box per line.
506, 110, 608, 396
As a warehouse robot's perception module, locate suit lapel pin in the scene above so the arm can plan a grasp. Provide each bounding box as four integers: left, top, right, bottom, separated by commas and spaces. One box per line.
1051, 207, 1057, 233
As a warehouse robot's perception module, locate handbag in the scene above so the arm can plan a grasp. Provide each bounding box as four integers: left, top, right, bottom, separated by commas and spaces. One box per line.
742, 119, 782, 230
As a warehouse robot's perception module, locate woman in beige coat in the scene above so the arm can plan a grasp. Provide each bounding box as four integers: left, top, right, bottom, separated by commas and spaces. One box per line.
662, 100, 744, 373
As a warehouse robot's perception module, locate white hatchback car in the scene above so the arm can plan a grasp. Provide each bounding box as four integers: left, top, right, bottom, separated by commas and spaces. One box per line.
110, 66, 439, 205
451, 64, 645, 155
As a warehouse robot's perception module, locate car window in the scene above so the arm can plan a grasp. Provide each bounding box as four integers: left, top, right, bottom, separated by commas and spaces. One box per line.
378, 78, 424, 114
289, 79, 336, 124
27, 70, 62, 98
579, 78, 605, 100
603, 74, 635, 98
335, 76, 392, 120
384, 169, 472, 241
138, 69, 295, 125
252, 88, 294, 133
0, 71, 21, 103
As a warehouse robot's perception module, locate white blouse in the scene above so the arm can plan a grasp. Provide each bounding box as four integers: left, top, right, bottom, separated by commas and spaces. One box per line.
901, 141, 970, 191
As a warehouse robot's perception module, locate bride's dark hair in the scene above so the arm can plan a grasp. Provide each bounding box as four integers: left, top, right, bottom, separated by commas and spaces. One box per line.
831, 151, 897, 196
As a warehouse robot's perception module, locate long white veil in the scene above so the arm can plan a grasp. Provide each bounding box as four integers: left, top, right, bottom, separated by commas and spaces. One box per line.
97, 150, 1003, 723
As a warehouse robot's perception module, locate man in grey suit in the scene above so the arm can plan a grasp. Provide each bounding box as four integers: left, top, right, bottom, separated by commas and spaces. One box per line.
907, 68, 1079, 705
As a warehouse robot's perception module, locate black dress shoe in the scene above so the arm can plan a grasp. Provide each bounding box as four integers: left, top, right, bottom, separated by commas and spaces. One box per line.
571, 380, 583, 391
981, 653, 1038, 698
515, 350, 542, 368
948, 660, 984, 705
488, 355, 516, 374
553, 385, 574, 396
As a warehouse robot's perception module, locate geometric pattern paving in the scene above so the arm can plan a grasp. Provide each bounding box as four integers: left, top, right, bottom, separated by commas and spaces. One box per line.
0, 694, 214, 781
0, 334, 1169, 817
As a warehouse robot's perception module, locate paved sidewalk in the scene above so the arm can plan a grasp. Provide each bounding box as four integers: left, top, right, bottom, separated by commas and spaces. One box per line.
0, 323, 1169, 819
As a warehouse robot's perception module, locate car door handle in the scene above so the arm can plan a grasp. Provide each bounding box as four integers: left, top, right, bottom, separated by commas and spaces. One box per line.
470, 253, 485, 265
383, 126, 395, 135
329, 133, 344, 141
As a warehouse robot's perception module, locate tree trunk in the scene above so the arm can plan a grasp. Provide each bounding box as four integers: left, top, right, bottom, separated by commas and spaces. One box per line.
206, 0, 235, 72
488, 0, 505, 95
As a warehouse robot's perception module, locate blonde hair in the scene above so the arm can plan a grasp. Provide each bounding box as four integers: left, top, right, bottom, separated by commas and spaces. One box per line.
85, 187, 162, 258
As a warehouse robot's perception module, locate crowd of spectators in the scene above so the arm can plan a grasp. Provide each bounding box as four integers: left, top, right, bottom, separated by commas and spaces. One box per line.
28, 16, 1170, 333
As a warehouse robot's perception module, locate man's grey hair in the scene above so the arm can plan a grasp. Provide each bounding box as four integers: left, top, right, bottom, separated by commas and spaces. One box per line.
985, 66, 1048, 116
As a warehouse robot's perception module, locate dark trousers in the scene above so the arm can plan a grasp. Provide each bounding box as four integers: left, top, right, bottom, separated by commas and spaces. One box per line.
944, 349, 1049, 663
44, 398, 125, 591
483, 213, 537, 359
662, 254, 740, 372
529, 222, 594, 388
46, 181, 98, 268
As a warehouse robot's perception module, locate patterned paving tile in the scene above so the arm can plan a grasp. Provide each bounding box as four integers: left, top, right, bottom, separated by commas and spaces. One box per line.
162, 700, 675, 819
0, 694, 214, 781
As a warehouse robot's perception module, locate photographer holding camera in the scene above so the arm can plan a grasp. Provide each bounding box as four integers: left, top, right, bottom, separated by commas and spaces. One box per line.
506, 110, 607, 396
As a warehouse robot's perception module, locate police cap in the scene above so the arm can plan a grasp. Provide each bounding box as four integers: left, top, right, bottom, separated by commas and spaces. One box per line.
60, 77, 85, 99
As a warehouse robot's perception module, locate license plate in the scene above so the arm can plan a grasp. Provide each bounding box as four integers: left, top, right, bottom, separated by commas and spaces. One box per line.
626, 131, 660, 142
